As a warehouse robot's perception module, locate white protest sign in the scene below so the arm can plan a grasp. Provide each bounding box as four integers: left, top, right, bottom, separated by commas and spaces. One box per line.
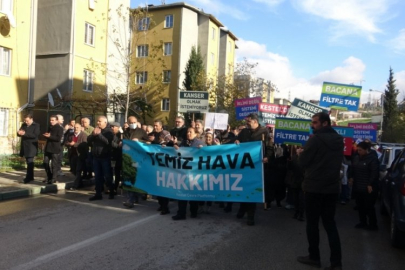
178, 91, 209, 113
204, 113, 228, 130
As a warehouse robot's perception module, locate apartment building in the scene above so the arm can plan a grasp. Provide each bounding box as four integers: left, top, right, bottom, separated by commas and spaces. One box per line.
0, 0, 37, 154
131, 2, 237, 125
33, 0, 129, 131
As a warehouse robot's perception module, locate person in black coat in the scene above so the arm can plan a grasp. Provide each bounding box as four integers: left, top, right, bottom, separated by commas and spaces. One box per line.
43, 115, 64, 184
170, 116, 187, 145
87, 116, 114, 201
17, 114, 40, 183
235, 113, 274, 226
110, 122, 123, 194
349, 141, 380, 230
172, 127, 205, 220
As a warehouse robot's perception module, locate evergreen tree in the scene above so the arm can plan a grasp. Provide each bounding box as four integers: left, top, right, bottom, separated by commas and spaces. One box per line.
183, 46, 205, 90
382, 67, 399, 142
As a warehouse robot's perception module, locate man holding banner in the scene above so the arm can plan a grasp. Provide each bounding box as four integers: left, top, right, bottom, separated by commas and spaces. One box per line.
235, 113, 273, 226
296, 112, 343, 270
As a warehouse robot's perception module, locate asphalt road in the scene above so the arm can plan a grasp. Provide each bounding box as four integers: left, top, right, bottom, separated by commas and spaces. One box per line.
1, 190, 404, 270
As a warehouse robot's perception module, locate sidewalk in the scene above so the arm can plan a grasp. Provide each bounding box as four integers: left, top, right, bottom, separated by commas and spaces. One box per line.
0, 167, 94, 201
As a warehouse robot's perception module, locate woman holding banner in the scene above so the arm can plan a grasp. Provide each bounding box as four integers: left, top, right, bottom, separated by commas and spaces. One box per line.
172, 127, 206, 220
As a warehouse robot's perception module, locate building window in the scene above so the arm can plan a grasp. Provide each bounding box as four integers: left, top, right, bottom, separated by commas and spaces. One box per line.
164, 15, 173, 28
164, 42, 172, 56
136, 72, 148, 84
161, 98, 170, 111
0, 46, 11, 76
88, 0, 95, 10
212, 27, 216, 40
85, 23, 95, 46
0, 0, 13, 13
163, 70, 171, 83
0, 108, 9, 136
211, 53, 215, 65
137, 45, 148, 57
138, 17, 150, 31
83, 69, 93, 92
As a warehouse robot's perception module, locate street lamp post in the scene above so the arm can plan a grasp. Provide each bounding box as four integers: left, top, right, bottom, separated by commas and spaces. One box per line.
370, 89, 384, 140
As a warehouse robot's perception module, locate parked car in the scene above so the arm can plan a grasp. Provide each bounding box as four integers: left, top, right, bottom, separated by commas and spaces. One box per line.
380, 147, 405, 247
378, 145, 404, 180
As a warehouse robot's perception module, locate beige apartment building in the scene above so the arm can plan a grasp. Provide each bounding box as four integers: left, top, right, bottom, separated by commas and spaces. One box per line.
131, 2, 237, 125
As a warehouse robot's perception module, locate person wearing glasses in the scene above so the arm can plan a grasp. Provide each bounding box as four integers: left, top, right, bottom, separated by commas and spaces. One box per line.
170, 116, 187, 145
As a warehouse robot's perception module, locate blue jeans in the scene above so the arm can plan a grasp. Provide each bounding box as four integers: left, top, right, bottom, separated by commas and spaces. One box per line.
93, 156, 113, 196
340, 184, 350, 202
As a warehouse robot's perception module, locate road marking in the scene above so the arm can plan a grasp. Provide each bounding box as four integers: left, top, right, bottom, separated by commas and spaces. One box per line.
45, 194, 147, 212
10, 214, 159, 270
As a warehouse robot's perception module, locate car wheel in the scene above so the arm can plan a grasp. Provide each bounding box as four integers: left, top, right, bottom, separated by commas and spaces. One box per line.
390, 212, 405, 248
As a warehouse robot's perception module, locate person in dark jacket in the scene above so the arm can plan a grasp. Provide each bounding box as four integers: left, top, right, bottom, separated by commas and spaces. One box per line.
267, 146, 288, 207
65, 123, 88, 190
349, 141, 379, 230
288, 150, 305, 221
65, 123, 87, 175
235, 113, 274, 226
110, 122, 123, 194
170, 116, 187, 145
17, 114, 40, 183
43, 115, 64, 184
172, 127, 205, 220
87, 116, 114, 201
122, 115, 149, 207
296, 112, 343, 270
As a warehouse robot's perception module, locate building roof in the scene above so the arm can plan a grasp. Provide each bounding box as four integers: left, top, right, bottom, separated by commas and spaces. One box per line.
138, 2, 230, 30
220, 27, 238, 41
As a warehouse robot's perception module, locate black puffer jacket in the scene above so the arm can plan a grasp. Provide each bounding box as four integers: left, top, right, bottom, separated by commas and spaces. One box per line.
350, 152, 379, 193
237, 125, 274, 161
299, 126, 343, 194
87, 127, 114, 158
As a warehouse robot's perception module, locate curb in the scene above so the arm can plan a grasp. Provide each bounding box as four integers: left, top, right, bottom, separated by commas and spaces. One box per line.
0, 179, 95, 201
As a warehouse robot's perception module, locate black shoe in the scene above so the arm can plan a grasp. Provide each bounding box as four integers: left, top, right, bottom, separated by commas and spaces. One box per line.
157, 206, 162, 211
247, 217, 255, 226
47, 180, 53, 185
366, 224, 379, 231
236, 212, 244, 219
355, 223, 367, 229
224, 206, 232, 213
277, 202, 282, 208
172, 215, 186, 220
190, 213, 197, 218
160, 209, 170, 215
297, 255, 321, 268
89, 195, 102, 201
219, 202, 225, 208
324, 266, 342, 270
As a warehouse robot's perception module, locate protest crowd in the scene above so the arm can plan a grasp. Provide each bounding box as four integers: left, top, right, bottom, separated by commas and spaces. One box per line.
17, 109, 382, 270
